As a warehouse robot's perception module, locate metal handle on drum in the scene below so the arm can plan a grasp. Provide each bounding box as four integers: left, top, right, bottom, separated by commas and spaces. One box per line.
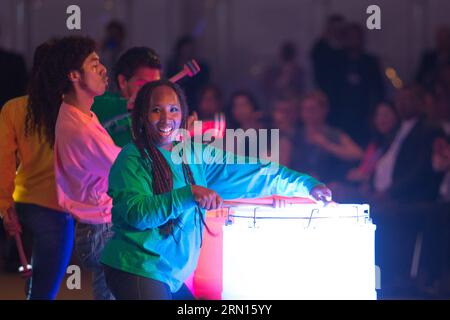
306, 208, 319, 229
223, 200, 273, 228
225, 207, 233, 226
222, 204, 263, 228
252, 207, 258, 228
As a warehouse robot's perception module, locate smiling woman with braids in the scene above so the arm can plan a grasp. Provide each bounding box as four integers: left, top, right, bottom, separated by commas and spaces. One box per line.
101, 79, 332, 300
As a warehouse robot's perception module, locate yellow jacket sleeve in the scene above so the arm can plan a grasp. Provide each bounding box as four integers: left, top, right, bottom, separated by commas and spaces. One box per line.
0, 100, 19, 214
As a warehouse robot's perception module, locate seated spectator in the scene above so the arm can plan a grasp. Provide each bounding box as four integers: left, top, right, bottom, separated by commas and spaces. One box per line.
263, 41, 306, 103
373, 84, 444, 203
347, 101, 400, 185
432, 136, 450, 202
225, 90, 268, 158
291, 91, 363, 183
189, 84, 226, 139
270, 95, 300, 167
430, 135, 450, 297
226, 90, 265, 130
372, 94, 448, 296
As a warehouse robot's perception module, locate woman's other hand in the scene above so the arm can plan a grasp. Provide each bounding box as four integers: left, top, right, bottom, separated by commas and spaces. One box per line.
309, 184, 333, 203
191, 185, 223, 210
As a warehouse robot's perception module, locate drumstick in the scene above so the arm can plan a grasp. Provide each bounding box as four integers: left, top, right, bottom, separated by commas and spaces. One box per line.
410, 231, 423, 279
14, 233, 32, 278
222, 197, 317, 208
169, 59, 201, 83
222, 200, 274, 208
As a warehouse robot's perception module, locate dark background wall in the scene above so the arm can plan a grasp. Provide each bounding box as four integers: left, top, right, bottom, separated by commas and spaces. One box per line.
1, 0, 449, 91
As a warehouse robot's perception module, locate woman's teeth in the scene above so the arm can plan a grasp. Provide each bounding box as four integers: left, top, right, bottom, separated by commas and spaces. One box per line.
158, 127, 172, 134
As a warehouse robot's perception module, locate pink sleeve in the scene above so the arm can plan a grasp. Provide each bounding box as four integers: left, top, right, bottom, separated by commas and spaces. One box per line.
55, 125, 120, 222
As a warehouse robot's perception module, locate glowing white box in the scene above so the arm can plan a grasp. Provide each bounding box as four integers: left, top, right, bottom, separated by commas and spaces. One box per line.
222, 203, 376, 300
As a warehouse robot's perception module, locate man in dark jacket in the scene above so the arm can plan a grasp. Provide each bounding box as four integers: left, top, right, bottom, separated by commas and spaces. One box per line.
373, 84, 444, 203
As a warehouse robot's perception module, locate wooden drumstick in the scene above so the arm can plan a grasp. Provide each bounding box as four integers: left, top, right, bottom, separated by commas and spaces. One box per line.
222, 200, 275, 208
169, 59, 201, 83
222, 196, 317, 208
14, 233, 32, 278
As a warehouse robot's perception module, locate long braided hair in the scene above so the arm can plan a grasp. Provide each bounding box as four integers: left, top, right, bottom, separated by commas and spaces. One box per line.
131, 79, 213, 245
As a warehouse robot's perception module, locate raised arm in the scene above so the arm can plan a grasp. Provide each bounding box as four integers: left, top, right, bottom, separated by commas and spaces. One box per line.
201, 144, 324, 200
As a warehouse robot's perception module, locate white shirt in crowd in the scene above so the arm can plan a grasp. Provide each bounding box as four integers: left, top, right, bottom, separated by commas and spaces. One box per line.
374, 118, 418, 193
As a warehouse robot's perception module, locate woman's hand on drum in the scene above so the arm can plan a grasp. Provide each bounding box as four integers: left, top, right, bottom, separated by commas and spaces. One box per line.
191, 185, 223, 210
309, 184, 333, 205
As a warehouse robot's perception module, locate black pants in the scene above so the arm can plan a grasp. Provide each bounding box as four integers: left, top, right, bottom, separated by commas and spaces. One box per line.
16, 203, 74, 300
104, 265, 195, 300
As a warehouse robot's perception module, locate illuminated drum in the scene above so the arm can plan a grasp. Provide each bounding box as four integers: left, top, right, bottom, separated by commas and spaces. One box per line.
192, 208, 228, 299
193, 197, 300, 299
221, 200, 377, 300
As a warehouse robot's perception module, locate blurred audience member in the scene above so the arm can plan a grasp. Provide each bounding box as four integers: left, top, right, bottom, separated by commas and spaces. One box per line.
373, 84, 444, 203
416, 26, 450, 91
347, 101, 400, 186
225, 90, 267, 157
189, 84, 225, 140
336, 22, 385, 146
432, 66, 450, 189
166, 35, 210, 110
311, 14, 346, 120
197, 85, 223, 120
226, 90, 265, 130
100, 20, 126, 92
432, 137, 450, 202
263, 41, 305, 103
291, 91, 363, 182
271, 95, 299, 167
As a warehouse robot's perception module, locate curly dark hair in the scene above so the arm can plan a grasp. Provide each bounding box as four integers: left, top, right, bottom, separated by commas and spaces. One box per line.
131, 79, 213, 244
114, 47, 161, 88
26, 36, 96, 147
